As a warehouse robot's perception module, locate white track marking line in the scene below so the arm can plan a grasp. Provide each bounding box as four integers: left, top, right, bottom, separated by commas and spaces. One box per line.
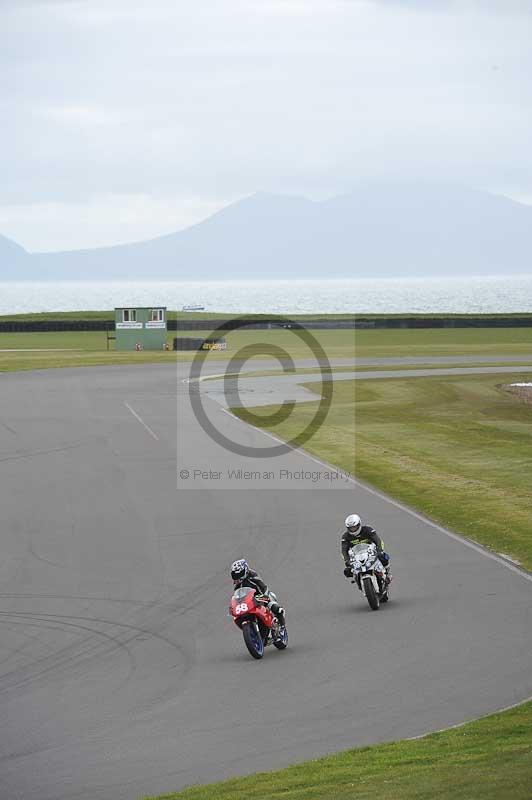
219, 406, 532, 585
124, 401, 159, 441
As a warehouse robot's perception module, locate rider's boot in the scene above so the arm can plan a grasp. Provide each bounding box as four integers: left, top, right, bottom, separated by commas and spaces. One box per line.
270, 602, 286, 628
385, 567, 393, 585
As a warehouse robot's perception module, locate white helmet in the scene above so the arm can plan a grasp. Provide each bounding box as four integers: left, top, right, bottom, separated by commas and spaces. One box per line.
345, 513, 361, 533
230, 559, 249, 581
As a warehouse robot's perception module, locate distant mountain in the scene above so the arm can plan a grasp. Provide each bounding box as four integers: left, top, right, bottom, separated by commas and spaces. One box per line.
2, 184, 532, 280
0, 234, 30, 278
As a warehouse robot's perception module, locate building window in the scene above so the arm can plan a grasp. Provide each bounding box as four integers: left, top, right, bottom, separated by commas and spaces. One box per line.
151, 308, 164, 321
123, 309, 136, 322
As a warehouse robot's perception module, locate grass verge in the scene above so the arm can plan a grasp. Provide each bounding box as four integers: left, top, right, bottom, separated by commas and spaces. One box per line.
145, 700, 532, 800
235, 373, 532, 571
354, 327, 532, 358
0, 329, 354, 372
1, 326, 532, 373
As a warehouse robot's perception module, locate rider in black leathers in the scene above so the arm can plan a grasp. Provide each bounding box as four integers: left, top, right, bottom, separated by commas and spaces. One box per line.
230, 559, 286, 626
341, 514, 392, 583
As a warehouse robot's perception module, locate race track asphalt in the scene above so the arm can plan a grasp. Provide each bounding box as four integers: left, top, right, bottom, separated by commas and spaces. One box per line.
1, 362, 531, 800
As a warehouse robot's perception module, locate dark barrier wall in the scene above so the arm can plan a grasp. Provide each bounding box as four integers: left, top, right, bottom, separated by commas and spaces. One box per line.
0, 318, 355, 332
173, 337, 205, 351
173, 337, 227, 351
171, 317, 532, 330
352, 317, 532, 329
0, 320, 114, 332
1, 316, 532, 332
171, 319, 356, 330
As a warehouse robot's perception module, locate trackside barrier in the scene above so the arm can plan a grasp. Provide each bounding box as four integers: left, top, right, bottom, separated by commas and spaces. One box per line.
2, 316, 532, 333
173, 337, 227, 351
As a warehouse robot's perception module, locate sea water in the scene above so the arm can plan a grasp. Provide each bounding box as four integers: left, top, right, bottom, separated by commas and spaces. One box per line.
0, 275, 531, 315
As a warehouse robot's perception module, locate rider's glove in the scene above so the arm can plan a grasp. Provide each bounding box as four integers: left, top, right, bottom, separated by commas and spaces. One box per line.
344, 566, 353, 577
379, 551, 390, 566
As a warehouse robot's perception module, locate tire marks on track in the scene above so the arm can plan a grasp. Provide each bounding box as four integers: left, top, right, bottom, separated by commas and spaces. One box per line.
0, 613, 139, 695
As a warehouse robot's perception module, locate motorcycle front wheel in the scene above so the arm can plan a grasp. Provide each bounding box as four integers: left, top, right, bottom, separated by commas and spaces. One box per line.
243, 621, 264, 659
363, 576, 380, 610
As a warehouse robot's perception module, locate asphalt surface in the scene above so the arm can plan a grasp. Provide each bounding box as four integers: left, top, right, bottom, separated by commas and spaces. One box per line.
1, 362, 531, 800
202, 363, 532, 409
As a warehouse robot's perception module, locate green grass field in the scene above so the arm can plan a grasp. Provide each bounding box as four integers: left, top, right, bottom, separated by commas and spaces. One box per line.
0, 329, 354, 372
354, 327, 532, 358
236, 372, 532, 571
2, 325, 532, 373
146, 700, 532, 800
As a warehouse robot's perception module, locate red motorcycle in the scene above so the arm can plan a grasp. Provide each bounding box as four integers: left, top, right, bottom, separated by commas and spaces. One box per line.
230, 587, 288, 659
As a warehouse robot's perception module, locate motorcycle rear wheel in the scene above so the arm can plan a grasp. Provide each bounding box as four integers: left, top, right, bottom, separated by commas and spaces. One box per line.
243, 621, 264, 659
363, 576, 380, 610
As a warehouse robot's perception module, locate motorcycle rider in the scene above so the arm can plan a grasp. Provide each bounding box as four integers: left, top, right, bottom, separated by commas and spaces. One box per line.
341, 514, 392, 584
230, 559, 286, 627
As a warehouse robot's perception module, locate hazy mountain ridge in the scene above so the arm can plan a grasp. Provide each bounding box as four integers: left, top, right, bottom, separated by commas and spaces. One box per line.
0, 234, 30, 279
1, 184, 532, 280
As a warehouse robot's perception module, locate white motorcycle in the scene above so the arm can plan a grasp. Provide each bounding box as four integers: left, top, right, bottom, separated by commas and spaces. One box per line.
348, 542, 389, 610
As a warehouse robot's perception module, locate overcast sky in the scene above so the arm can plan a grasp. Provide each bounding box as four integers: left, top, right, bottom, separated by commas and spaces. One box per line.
1, 0, 531, 252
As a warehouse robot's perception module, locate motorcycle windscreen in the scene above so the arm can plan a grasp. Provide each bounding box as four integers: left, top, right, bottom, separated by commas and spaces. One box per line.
232, 587, 254, 601
352, 543, 371, 557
